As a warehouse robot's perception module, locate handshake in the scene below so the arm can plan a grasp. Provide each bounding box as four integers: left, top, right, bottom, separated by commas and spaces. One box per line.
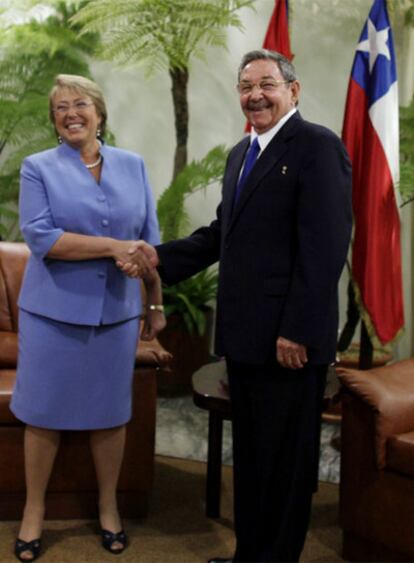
114, 240, 159, 279
114, 240, 166, 341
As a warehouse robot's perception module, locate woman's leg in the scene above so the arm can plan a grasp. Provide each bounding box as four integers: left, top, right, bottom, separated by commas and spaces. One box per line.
90, 425, 126, 537
17, 426, 60, 559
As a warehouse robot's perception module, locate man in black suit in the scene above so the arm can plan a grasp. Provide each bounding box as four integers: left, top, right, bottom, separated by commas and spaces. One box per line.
122, 49, 352, 562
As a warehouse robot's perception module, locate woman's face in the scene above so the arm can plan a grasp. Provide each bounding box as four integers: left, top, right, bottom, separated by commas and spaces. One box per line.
52, 88, 102, 150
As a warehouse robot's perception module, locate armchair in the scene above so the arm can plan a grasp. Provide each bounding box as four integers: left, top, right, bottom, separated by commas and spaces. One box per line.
337, 359, 414, 561
0, 242, 171, 520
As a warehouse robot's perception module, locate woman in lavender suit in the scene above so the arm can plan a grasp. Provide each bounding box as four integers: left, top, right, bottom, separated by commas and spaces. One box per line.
11, 74, 164, 561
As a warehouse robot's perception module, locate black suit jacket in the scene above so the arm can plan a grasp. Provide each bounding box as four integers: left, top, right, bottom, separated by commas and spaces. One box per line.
157, 112, 352, 364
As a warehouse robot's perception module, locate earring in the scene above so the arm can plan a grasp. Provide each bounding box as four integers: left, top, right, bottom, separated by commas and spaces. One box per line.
57, 135, 63, 144
96, 128, 101, 139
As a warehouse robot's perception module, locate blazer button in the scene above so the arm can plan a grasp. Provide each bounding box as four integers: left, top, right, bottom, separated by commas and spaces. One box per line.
97, 195, 106, 202
98, 272, 106, 278
102, 219, 109, 227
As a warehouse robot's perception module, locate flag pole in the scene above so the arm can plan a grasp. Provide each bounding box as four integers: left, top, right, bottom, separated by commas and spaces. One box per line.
358, 321, 373, 369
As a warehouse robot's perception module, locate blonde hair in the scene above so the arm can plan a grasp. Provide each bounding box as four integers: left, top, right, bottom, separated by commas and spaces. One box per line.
49, 74, 108, 137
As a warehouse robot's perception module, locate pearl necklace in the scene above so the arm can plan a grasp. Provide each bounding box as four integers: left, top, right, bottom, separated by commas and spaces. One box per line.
82, 140, 102, 169
84, 154, 102, 169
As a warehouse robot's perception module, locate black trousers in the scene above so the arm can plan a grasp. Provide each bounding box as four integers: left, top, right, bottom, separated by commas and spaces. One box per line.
226, 359, 327, 563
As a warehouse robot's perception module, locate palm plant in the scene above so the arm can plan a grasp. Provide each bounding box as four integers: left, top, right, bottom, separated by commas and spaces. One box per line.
71, 0, 254, 182
0, 1, 98, 239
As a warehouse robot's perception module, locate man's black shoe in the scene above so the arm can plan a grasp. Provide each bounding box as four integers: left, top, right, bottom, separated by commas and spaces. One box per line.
207, 559, 233, 563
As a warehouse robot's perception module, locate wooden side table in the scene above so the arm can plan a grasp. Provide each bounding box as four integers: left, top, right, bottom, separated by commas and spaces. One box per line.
192, 361, 232, 518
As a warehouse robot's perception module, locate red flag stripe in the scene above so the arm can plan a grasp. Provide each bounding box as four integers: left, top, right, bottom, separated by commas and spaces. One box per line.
263, 0, 293, 60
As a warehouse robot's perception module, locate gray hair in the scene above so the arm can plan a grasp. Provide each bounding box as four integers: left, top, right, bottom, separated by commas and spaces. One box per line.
49, 74, 108, 138
238, 49, 297, 83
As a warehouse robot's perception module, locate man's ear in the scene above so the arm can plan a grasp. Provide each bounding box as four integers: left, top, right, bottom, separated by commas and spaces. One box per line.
291, 81, 300, 106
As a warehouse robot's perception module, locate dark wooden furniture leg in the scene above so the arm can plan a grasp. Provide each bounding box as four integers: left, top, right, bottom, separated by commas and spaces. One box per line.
192, 362, 232, 518
206, 410, 224, 518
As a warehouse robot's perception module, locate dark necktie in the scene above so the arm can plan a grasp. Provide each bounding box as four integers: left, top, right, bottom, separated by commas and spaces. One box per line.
234, 137, 260, 205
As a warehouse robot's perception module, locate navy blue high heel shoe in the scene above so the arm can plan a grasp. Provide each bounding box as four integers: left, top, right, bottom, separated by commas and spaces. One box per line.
101, 528, 128, 554
14, 538, 42, 562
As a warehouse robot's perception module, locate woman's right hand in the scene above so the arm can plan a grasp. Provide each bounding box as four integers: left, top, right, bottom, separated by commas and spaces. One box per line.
111, 240, 154, 278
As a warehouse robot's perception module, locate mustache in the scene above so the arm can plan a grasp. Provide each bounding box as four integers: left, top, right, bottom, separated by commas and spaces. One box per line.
247, 101, 271, 110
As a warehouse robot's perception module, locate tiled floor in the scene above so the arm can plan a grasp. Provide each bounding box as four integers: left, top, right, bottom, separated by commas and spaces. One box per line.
155, 394, 340, 483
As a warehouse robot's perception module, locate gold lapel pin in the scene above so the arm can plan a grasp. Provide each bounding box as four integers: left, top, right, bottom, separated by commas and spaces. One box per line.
281, 165, 288, 175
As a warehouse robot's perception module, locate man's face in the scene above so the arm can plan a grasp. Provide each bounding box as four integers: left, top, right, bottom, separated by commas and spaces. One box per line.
238, 59, 300, 134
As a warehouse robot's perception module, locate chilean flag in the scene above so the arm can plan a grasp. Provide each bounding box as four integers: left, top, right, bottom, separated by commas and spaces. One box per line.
342, 0, 404, 344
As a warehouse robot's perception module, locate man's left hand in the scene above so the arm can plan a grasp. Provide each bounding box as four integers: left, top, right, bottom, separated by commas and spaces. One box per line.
276, 336, 308, 370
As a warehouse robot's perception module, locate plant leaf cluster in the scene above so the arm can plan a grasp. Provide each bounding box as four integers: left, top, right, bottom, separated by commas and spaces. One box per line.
0, 1, 98, 239
163, 268, 218, 334
388, 0, 414, 26
399, 96, 414, 207
157, 144, 229, 242
71, 0, 254, 73
157, 144, 229, 334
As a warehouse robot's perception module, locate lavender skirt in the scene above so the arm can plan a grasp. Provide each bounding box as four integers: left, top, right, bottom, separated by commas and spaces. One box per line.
11, 309, 140, 430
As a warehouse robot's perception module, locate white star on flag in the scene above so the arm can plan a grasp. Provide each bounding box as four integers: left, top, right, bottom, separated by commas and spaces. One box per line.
357, 18, 390, 72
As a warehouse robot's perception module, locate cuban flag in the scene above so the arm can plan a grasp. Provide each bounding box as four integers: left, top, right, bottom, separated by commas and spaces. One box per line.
263, 0, 293, 61
342, 0, 404, 344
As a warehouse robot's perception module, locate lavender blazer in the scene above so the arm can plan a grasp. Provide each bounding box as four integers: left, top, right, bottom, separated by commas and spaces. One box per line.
18, 142, 160, 326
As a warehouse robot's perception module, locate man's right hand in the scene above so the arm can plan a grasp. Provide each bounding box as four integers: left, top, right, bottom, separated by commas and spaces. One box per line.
116, 240, 159, 278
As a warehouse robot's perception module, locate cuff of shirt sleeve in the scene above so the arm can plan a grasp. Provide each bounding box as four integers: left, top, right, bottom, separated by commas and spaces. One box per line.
23, 228, 65, 260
